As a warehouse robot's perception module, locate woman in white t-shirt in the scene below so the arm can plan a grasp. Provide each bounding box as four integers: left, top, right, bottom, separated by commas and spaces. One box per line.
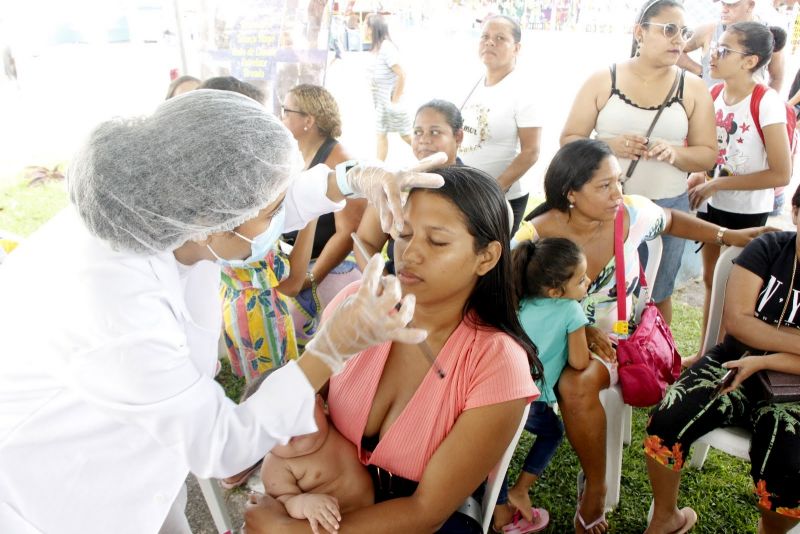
367, 14, 412, 161
459, 15, 542, 234
685, 21, 792, 364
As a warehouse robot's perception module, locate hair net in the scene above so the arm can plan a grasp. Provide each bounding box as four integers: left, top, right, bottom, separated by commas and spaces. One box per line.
68, 89, 300, 254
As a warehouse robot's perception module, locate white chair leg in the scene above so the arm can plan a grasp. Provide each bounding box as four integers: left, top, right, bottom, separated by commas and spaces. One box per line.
623, 404, 632, 446
599, 386, 625, 511
196, 477, 234, 534
688, 442, 711, 469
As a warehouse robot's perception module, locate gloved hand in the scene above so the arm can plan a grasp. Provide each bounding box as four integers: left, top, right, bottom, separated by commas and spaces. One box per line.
346, 152, 447, 233
304, 254, 426, 373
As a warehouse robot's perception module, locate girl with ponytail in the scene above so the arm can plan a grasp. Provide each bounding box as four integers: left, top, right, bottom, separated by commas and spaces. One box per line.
492, 237, 594, 533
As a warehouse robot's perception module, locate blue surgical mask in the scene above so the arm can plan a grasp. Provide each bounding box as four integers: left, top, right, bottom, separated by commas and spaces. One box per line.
207, 205, 286, 267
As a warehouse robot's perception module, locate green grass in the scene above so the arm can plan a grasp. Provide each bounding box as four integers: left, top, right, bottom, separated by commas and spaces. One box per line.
505, 302, 759, 533
0, 177, 68, 236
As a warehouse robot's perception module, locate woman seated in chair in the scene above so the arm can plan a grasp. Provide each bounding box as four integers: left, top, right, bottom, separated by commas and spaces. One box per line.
245, 165, 540, 533
515, 139, 770, 534
645, 184, 800, 534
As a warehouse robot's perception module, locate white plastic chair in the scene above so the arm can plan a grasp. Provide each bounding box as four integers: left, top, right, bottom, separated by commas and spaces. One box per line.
687, 245, 751, 469
196, 476, 234, 534
600, 236, 661, 511
480, 403, 531, 533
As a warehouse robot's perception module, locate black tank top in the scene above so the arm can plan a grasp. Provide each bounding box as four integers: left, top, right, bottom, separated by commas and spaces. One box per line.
283, 137, 339, 258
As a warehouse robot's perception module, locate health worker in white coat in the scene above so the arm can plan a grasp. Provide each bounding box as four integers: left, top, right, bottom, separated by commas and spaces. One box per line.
0, 89, 443, 533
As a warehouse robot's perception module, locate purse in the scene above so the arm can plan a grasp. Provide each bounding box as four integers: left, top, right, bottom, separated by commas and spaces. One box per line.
612, 206, 681, 407
623, 67, 681, 180
754, 253, 800, 403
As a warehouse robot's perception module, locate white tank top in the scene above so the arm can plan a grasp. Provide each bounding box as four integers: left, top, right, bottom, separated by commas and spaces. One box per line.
595, 65, 690, 200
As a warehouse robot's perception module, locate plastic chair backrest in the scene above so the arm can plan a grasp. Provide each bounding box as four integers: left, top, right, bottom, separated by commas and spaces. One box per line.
480, 403, 531, 533
702, 246, 744, 354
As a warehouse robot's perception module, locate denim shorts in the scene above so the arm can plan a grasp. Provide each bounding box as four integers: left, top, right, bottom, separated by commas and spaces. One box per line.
648, 191, 690, 303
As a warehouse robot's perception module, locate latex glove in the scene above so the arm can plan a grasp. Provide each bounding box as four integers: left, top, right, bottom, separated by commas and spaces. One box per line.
345, 152, 447, 233
304, 253, 427, 373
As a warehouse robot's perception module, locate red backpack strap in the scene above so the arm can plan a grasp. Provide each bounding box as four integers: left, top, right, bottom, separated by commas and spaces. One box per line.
750, 83, 769, 145
710, 82, 724, 101
613, 206, 629, 336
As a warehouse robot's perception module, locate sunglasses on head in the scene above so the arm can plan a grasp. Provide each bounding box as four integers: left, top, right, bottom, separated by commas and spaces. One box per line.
711, 42, 751, 59
644, 22, 694, 41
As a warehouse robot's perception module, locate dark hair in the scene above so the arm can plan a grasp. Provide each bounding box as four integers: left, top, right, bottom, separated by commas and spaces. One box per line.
792, 183, 800, 209
483, 15, 522, 43
367, 14, 392, 49
165, 75, 200, 99
200, 76, 265, 105
411, 166, 542, 379
527, 139, 615, 220
728, 22, 787, 72
631, 0, 684, 57
415, 99, 463, 133
512, 238, 585, 301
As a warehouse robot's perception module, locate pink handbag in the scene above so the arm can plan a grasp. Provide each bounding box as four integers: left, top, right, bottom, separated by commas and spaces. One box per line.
613, 207, 681, 407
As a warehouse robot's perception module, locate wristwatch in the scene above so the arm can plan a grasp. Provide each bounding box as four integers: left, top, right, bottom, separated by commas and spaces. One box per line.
334, 160, 359, 198
715, 227, 728, 247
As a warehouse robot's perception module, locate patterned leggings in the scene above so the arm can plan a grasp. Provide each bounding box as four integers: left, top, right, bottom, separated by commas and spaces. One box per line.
645, 342, 800, 517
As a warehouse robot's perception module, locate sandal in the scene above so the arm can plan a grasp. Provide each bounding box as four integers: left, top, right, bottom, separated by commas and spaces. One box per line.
219, 459, 262, 490
500, 508, 549, 534
575, 471, 607, 533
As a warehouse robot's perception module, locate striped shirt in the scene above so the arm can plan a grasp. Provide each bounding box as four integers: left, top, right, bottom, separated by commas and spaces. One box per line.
327, 282, 537, 482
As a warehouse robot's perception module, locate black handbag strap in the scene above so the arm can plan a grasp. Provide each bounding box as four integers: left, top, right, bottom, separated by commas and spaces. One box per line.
625, 69, 682, 178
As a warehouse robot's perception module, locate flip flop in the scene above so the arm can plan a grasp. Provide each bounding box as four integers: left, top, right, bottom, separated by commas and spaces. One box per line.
575, 471, 607, 533
670, 507, 698, 534
219, 459, 262, 490
501, 508, 549, 534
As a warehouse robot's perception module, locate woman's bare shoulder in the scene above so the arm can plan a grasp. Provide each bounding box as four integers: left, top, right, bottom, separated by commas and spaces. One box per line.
325, 142, 354, 168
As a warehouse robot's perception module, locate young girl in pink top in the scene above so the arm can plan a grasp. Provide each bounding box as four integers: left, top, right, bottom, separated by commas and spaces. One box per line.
245, 165, 541, 533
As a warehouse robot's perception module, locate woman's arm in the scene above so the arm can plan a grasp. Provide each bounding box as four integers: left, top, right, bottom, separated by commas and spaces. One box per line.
662, 207, 775, 247
651, 74, 716, 172
277, 220, 318, 297
560, 69, 610, 146
244, 399, 527, 533
354, 206, 388, 272
721, 352, 800, 395
688, 122, 791, 209
567, 326, 591, 371
390, 64, 406, 103
721, 264, 800, 355
676, 24, 712, 77
495, 127, 541, 191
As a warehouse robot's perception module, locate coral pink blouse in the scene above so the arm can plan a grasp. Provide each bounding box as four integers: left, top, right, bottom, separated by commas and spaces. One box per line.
327, 283, 538, 482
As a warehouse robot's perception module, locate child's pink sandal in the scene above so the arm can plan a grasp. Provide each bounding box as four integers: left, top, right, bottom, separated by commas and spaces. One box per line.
501, 507, 549, 534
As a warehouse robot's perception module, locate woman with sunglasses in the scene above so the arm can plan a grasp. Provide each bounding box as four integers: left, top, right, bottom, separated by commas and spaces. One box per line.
561, 0, 717, 326
682, 22, 791, 366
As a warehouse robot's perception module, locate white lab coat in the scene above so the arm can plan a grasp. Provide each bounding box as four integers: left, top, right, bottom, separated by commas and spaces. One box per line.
0, 167, 344, 533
